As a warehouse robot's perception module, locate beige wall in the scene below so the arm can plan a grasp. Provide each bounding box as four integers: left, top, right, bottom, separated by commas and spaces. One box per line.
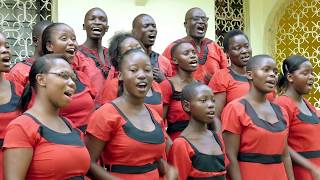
56, 0, 215, 53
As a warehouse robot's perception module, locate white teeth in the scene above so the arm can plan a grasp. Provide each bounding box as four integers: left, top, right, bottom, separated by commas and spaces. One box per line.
92, 27, 102, 32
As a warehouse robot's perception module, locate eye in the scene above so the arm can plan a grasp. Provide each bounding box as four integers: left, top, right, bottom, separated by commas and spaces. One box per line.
60, 36, 67, 41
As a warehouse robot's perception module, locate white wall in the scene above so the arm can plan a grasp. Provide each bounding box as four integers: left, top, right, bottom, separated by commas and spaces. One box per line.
57, 0, 215, 53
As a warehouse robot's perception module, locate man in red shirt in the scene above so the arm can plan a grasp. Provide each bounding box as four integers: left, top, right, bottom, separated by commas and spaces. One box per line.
162, 7, 228, 84
132, 14, 172, 83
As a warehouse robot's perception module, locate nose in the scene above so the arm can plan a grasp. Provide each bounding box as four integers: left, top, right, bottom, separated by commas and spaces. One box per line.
66, 77, 76, 90
137, 69, 147, 79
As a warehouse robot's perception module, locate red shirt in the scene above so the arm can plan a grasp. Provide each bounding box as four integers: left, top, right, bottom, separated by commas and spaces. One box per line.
99, 78, 163, 117
86, 103, 166, 180
209, 68, 276, 103
222, 98, 289, 180
3, 114, 90, 180
72, 45, 110, 104
160, 79, 190, 140
162, 37, 228, 84
169, 133, 227, 180
6, 58, 33, 87
0, 81, 23, 179
276, 96, 320, 180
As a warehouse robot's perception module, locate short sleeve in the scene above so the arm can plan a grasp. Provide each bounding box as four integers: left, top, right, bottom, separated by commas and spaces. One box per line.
6, 63, 30, 87
208, 69, 229, 93
158, 55, 173, 77
3, 118, 38, 149
100, 79, 119, 104
168, 138, 193, 180
76, 70, 97, 99
86, 104, 121, 142
221, 102, 243, 134
162, 43, 175, 61
275, 96, 296, 123
159, 79, 173, 105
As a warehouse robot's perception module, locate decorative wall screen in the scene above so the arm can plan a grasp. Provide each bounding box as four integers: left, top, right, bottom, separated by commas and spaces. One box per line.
0, 0, 52, 64
215, 0, 246, 47
272, 0, 320, 109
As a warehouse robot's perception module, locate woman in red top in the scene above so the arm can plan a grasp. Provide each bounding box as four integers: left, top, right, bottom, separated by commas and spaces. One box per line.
3, 54, 90, 180
41, 23, 96, 132
160, 41, 198, 140
169, 82, 228, 180
100, 33, 163, 116
275, 55, 320, 180
222, 55, 294, 180
86, 49, 176, 180
0, 32, 23, 179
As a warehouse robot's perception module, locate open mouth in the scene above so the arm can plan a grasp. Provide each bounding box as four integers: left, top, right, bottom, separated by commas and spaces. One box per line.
265, 79, 276, 87
65, 48, 76, 55
1, 56, 11, 67
207, 111, 215, 119
189, 60, 198, 67
64, 89, 75, 98
148, 34, 156, 41
136, 81, 148, 91
307, 81, 314, 87
240, 55, 251, 62
196, 25, 205, 34
91, 27, 102, 33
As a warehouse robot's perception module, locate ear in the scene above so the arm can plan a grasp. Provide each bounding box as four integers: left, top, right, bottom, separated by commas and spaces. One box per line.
36, 74, 47, 87
82, 24, 85, 30
46, 41, 53, 53
246, 70, 253, 80
182, 100, 191, 113
173, 57, 178, 65
105, 25, 109, 32
184, 21, 187, 28
118, 72, 123, 81
287, 73, 294, 83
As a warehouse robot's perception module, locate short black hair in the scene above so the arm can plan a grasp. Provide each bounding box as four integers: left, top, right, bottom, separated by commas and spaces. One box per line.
170, 40, 192, 59
223, 29, 248, 52
32, 20, 52, 39
181, 82, 205, 102
246, 54, 273, 72
42, 23, 71, 55
132, 13, 151, 29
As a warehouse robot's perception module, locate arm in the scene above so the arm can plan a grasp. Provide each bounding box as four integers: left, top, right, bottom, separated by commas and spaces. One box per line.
211, 92, 227, 133
282, 142, 295, 180
85, 134, 118, 180
223, 131, 242, 180
4, 148, 33, 180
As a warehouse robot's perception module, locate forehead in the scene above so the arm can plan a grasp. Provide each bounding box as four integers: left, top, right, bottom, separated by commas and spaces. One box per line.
177, 42, 194, 51
122, 52, 150, 66
0, 33, 6, 43
191, 85, 213, 99
188, 9, 206, 18
257, 57, 276, 67
86, 9, 107, 19
298, 61, 313, 69
229, 34, 248, 45
139, 15, 155, 25
52, 25, 75, 34
50, 58, 72, 70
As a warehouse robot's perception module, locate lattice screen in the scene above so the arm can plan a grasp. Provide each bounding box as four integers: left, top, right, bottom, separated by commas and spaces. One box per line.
272, 0, 320, 109
0, 0, 52, 64
215, 0, 246, 47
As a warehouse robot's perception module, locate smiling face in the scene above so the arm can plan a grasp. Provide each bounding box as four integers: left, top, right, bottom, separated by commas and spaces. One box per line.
184, 8, 208, 40
45, 24, 78, 63
186, 85, 215, 124
120, 50, 153, 99
248, 57, 278, 93
173, 42, 198, 72
83, 8, 108, 40
227, 34, 252, 67
288, 61, 314, 95
44, 58, 76, 108
0, 33, 11, 73
132, 14, 157, 48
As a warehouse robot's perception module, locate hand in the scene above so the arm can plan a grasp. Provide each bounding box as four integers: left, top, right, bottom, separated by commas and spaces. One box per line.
153, 68, 165, 83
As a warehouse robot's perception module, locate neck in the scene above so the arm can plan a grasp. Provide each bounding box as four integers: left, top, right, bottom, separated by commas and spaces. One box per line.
177, 69, 195, 83
246, 86, 268, 103
185, 118, 208, 134
230, 64, 246, 75
121, 92, 145, 110
285, 86, 303, 102
83, 38, 102, 50
188, 36, 203, 47
30, 94, 60, 117
144, 45, 153, 56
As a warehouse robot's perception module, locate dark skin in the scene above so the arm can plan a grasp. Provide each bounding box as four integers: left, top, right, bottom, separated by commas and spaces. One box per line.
223, 57, 294, 180
283, 61, 320, 179
82, 8, 109, 65
0, 33, 12, 106
85, 52, 177, 180
4, 59, 77, 180
32, 21, 52, 61
181, 85, 222, 155
184, 8, 208, 51
213, 34, 252, 132
163, 43, 198, 119
132, 14, 165, 82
